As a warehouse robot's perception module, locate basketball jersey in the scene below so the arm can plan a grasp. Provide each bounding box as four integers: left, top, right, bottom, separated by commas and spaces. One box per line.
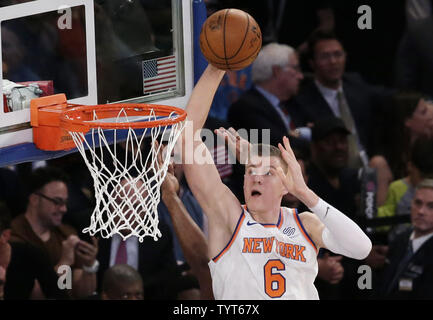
208, 206, 319, 300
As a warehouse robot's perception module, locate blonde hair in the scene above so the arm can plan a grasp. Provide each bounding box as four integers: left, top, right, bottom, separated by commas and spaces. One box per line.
249, 143, 288, 172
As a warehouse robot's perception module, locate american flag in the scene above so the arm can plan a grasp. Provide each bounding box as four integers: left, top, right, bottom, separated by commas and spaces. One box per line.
212, 145, 233, 180
142, 55, 177, 94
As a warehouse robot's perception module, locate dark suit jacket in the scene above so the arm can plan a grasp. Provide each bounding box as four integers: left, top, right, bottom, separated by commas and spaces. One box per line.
289, 73, 392, 156
96, 221, 182, 300
377, 228, 433, 299
227, 87, 307, 151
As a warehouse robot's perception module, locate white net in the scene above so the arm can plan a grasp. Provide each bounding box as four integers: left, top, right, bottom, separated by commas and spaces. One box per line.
66, 108, 185, 242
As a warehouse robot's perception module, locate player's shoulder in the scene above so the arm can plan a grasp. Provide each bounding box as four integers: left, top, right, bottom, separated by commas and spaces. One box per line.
297, 211, 323, 230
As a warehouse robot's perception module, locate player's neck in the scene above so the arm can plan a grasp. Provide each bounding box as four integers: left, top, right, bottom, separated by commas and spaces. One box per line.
249, 205, 281, 225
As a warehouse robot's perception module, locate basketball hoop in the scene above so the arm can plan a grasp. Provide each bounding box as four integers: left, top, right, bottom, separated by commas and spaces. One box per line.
30, 94, 186, 242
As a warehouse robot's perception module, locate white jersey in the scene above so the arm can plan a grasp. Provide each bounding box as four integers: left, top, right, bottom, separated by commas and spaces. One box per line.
209, 206, 319, 300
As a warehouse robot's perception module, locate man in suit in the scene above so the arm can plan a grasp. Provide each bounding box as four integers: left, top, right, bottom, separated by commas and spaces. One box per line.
96, 220, 183, 300
228, 42, 309, 149
377, 178, 433, 299
290, 30, 392, 168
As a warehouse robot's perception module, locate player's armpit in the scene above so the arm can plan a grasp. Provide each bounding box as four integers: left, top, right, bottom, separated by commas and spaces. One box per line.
298, 211, 325, 250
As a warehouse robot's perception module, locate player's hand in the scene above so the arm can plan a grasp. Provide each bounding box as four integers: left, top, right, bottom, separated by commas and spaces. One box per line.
214, 127, 250, 164
276, 136, 309, 197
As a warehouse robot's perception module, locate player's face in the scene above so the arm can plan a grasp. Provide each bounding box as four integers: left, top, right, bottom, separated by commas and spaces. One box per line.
411, 187, 433, 237
35, 181, 68, 228
311, 39, 346, 87
244, 155, 286, 212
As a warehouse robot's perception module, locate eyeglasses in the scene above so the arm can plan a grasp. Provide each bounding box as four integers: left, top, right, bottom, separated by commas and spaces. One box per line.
35, 193, 68, 207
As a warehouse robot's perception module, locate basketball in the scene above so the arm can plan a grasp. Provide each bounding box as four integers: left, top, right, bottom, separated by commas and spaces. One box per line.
199, 8, 262, 71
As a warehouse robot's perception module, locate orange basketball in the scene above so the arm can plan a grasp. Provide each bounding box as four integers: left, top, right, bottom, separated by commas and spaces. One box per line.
199, 8, 262, 71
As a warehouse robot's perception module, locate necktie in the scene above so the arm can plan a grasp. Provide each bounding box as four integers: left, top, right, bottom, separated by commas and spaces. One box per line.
336, 91, 362, 167
115, 240, 128, 265
279, 101, 295, 130
385, 240, 414, 295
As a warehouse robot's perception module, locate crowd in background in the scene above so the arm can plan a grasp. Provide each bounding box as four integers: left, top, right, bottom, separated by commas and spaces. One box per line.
1, 0, 433, 300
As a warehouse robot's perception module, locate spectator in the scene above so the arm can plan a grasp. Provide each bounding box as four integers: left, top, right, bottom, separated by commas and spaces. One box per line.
0, 201, 67, 300
377, 179, 433, 299
376, 91, 433, 181
9, 167, 98, 299
290, 30, 394, 168
101, 264, 144, 300
302, 117, 367, 299
378, 137, 433, 239
228, 42, 310, 148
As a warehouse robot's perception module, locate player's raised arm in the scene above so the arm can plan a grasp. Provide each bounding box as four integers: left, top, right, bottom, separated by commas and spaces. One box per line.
276, 136, 372, 260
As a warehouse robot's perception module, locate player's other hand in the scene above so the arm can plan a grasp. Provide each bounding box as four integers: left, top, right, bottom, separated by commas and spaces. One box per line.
215, 127, 250, 165
276, 136, 309, 197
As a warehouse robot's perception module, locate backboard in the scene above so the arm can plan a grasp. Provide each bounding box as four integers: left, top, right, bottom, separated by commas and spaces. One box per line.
0, 0, 195, 167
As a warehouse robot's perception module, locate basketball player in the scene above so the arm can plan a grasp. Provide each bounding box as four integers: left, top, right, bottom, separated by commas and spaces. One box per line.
180, 65, 372, 299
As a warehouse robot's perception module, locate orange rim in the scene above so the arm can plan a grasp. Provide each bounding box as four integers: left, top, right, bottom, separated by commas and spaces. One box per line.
60, 103, 187, 133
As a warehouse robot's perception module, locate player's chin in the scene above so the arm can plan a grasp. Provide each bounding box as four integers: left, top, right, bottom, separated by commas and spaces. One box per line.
246, 196, 269, 210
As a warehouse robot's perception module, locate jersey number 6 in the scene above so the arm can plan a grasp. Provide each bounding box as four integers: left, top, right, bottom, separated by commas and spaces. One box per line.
264, 259, 286, 298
